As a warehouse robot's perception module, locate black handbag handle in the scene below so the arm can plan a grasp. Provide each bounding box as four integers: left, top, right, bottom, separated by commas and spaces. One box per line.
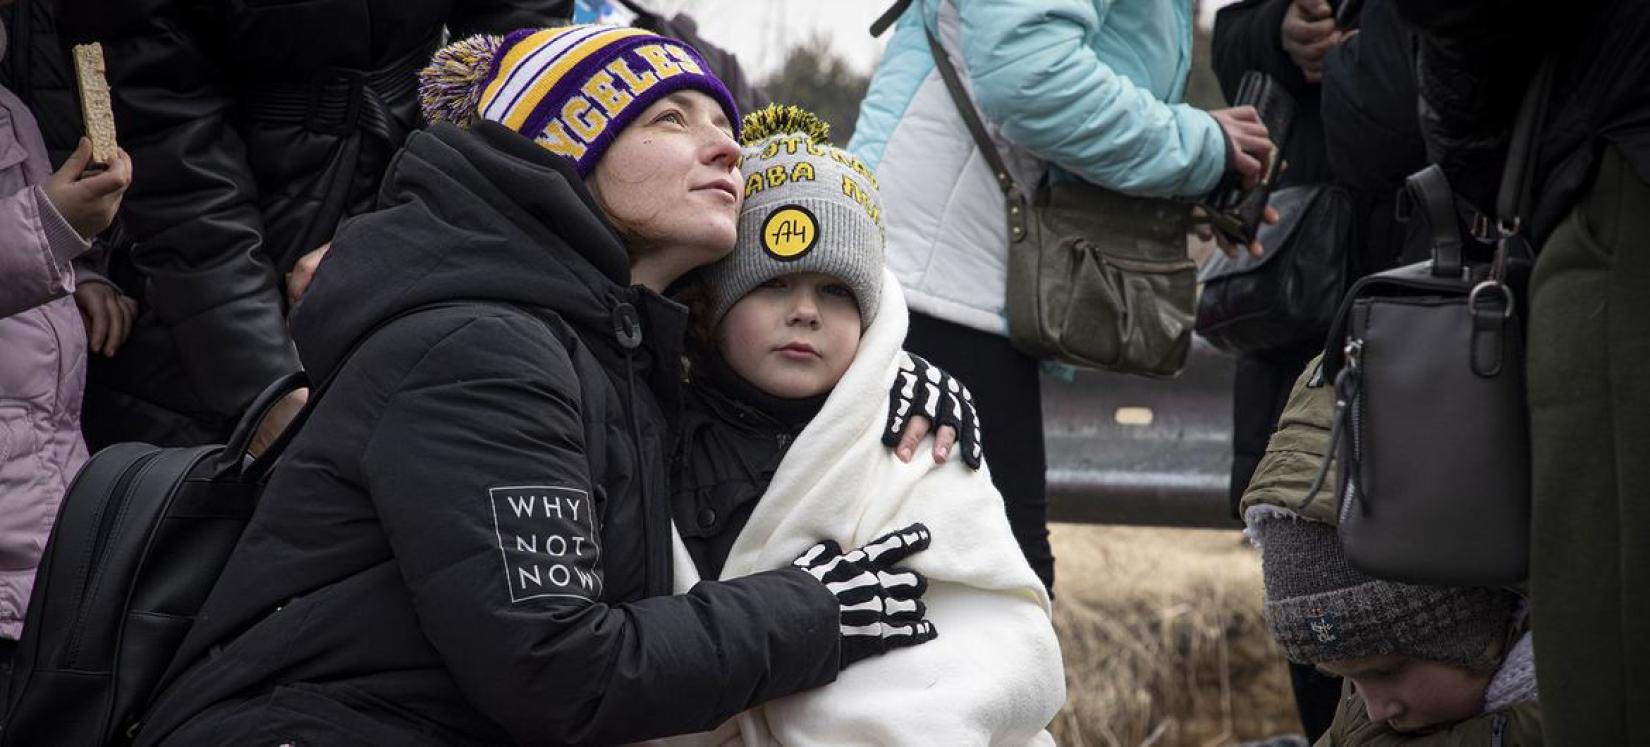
1400, 164, 1465, 279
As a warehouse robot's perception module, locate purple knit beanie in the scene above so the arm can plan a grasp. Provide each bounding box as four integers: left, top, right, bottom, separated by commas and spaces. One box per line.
419, 25, 741, 175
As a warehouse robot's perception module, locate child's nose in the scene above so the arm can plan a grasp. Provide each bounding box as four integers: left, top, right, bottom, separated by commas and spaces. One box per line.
788, 295, 821, 326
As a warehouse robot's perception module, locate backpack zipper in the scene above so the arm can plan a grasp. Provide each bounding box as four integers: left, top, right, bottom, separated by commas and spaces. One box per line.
1339, 339, 1366, 524
63, 450, 162, 668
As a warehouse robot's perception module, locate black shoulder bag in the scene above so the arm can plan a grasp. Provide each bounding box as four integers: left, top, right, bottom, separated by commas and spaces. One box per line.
1196, 182, 1356, 355
1305, 63, 1552, 587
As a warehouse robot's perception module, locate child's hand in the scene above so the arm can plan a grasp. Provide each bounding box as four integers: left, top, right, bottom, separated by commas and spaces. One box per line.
73, 281, 138, 357
884, 352, 983, 469
44, 137, 133, 241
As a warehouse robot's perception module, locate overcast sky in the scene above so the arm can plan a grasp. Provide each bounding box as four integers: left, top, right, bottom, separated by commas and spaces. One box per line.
608, 1, 1232, 81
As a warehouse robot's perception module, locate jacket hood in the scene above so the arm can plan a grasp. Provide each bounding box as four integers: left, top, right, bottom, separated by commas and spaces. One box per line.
1240, 354, 1339, 540
290, 121, 633, 383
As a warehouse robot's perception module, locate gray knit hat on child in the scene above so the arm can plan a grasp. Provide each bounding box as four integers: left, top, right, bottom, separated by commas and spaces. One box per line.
700, 105, 885, 329
1256, 516, 1517, 672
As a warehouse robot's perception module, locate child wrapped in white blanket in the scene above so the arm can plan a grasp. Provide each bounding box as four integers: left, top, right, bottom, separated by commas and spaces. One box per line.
648, 106, 1063, 746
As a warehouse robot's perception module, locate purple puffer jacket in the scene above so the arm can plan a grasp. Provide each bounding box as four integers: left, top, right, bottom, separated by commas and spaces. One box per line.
0, 72, 96, 640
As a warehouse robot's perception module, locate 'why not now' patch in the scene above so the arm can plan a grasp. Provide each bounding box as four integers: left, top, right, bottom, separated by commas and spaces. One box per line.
489, 485, 603, 603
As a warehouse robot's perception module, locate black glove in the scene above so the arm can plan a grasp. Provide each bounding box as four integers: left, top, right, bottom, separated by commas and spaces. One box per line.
882, 352, 984, 469
792, 523, 939, 668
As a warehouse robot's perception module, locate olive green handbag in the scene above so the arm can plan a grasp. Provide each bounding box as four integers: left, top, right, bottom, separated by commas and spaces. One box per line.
926, 30, 1195, 376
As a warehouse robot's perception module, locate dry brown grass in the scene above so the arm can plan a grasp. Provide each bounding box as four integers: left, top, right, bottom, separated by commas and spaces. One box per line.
1047, 523, 1300, 747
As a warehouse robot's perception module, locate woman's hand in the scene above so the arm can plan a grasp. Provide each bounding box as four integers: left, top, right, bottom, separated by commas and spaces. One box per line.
73, 281, 138, 357
792, 523, 938, 668
883, 352, 983, 469
1209, 106, 1274, 193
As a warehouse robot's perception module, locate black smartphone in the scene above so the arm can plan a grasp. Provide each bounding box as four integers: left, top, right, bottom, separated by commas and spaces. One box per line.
1204, 71, 1295, 246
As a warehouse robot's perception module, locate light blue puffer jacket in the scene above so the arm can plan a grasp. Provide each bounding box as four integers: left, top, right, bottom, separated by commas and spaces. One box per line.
849, 0, 1226, 335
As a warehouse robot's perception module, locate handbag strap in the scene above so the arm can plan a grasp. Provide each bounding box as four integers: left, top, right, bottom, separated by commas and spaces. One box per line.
870, 0, 915, 37
1495, 60, 1556, 233
1401, 165, 1465, 279
922, 27, 1030, 243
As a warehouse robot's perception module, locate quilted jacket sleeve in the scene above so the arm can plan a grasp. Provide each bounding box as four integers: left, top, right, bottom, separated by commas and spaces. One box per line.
360, 313, 842, 745
0, 185, 92, 318
957, 0, 1228, 197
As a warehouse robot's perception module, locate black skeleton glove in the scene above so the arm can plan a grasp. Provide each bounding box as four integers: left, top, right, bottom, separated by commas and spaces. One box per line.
882, 352, 984, 469
792, 523, 939, 668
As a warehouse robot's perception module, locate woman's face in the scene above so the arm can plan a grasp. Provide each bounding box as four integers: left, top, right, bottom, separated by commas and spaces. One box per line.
588, 91, 742, 279
716, 272, 862, 399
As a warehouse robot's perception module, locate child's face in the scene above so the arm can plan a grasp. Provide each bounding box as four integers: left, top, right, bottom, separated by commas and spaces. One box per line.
1320, 655, 1494, 733
716, 272, 862, 399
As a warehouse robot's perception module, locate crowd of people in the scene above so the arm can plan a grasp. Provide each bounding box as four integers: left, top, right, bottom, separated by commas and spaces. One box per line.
0, 0, 1645, 744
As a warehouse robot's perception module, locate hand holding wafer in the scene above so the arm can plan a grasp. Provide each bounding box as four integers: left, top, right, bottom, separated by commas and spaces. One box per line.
44, 137, 131, 240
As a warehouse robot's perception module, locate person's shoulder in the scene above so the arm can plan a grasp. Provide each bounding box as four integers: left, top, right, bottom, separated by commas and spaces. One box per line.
355, 304, 580, 383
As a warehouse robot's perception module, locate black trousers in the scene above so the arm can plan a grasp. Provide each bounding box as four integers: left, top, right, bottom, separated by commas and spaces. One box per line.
905, 312, 1055, 595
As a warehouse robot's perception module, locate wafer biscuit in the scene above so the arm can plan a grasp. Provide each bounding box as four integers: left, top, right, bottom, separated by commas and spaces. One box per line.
72, 43, 118, 165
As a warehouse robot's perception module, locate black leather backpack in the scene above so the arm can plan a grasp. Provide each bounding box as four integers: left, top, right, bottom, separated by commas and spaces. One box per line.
1, 373, 303, 745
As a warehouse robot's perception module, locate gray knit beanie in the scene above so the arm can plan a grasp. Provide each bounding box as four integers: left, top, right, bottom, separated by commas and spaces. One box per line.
699, 105, 884, 329
1256, 515, 1517, 672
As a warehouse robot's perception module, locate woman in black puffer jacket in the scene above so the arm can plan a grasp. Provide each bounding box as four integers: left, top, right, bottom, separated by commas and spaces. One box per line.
136, 28, 940, 745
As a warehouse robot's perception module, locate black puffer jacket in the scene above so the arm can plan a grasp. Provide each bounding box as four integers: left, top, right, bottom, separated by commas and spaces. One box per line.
57, 0, 568, 447
672, 356, 824, 581
135, 122, 841, 746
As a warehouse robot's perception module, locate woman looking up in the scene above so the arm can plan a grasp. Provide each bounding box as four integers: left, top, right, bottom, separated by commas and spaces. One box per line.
135, 27, 937, 746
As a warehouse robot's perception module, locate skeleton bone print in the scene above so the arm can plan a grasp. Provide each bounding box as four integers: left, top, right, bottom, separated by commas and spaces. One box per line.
792, 524, 938, 665
883, 352, 984, 469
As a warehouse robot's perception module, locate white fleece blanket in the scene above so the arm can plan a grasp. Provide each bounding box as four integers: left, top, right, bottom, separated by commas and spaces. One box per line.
646, 269, 1064, 747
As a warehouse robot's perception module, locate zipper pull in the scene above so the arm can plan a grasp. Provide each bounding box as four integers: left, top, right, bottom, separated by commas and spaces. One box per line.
1334, 340, 1362, 418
